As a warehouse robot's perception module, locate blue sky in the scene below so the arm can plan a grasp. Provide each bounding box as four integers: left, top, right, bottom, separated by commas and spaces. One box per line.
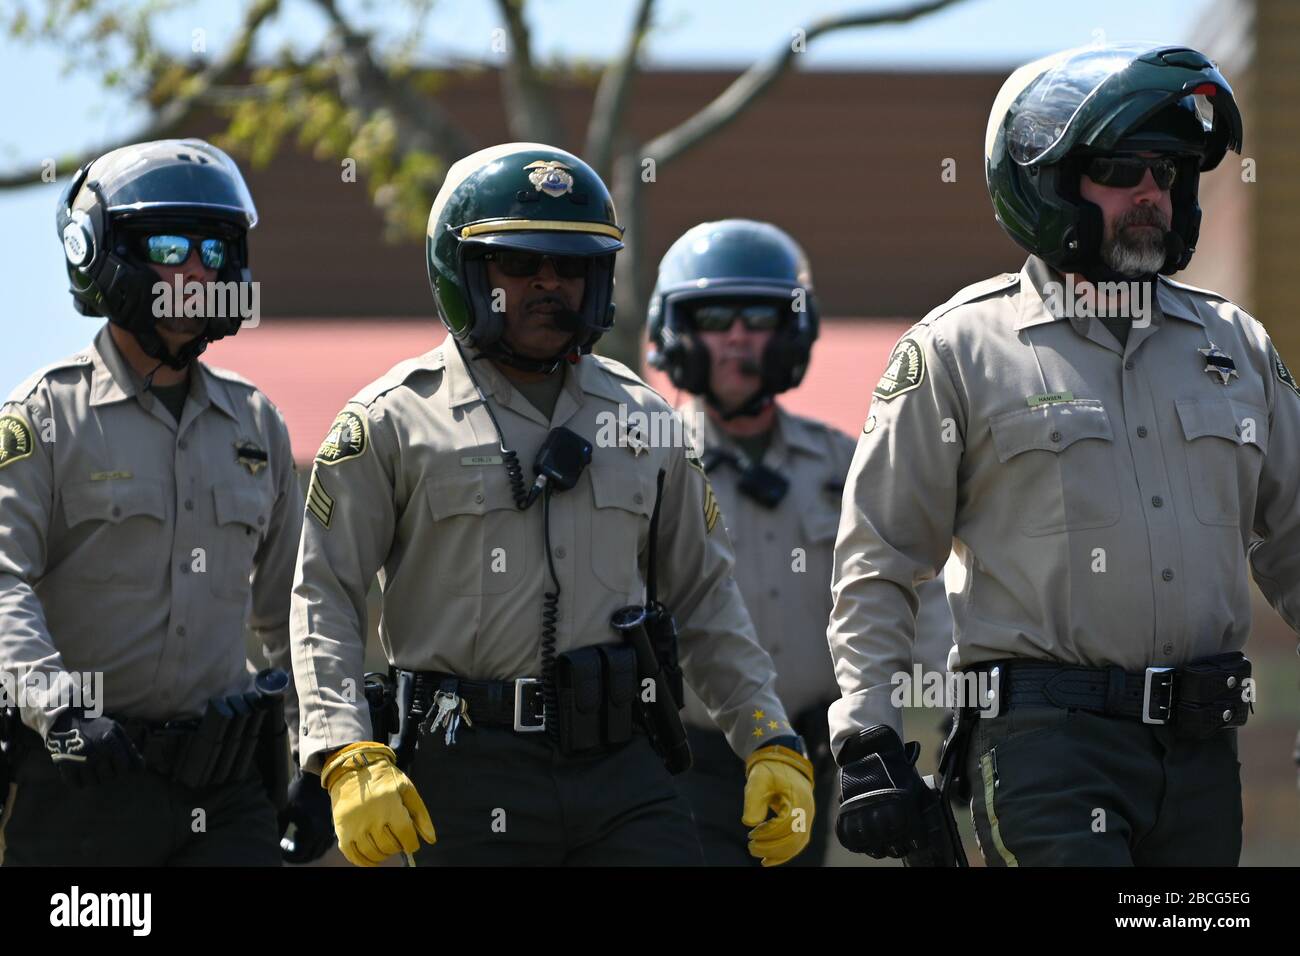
1, 0, 1213, 393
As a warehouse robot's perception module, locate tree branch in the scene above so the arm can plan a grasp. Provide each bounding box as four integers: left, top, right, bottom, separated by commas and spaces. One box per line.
642, 0, 968, 167
584, 0, 655, 177
0, 0, 281, 189
312, 0, 475, 162
492, 0, 565, 145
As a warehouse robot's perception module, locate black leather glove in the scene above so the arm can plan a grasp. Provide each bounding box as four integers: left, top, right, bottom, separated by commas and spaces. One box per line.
278, 770, 336, 864
835, 724, 933, 858
44, 710, 144, 788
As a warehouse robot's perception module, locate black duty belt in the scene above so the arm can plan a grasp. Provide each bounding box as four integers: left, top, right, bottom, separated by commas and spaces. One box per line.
964, 653, 1252, 736
116, 716, 203, 777
400, 671, 547, 733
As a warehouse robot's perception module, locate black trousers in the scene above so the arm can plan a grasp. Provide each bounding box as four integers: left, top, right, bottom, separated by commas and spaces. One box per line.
676, 725, 835, 867
407, 723, 704, 866
966, 707, 1242, 866
0, 739, 280, 866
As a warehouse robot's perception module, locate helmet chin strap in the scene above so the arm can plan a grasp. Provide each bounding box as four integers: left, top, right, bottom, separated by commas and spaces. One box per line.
129, 318, 212, 373
706, 388, 773, 422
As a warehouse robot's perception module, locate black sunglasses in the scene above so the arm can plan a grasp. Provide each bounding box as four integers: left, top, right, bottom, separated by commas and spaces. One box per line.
682, 299, 785, 333
1084, 156, 1179, 191
484, 249, 588, 279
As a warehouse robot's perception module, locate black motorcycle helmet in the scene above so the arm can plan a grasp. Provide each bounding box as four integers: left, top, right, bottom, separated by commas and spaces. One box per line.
985, 42, 1243, 279
647, 219, 818, 418
56, 138, 258, 369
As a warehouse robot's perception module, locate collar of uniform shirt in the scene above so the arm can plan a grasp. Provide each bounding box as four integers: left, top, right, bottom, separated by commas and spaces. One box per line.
687, 397, 819, 469
87, 323, 240, 421
443, 337, 628, 412
1012, 254, 1206, 333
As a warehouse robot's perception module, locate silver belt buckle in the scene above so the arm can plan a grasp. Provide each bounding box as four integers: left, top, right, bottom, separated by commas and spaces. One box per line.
513, 678, 545, 733
1142, 666, 1175, 724
979, 665, 1002, 719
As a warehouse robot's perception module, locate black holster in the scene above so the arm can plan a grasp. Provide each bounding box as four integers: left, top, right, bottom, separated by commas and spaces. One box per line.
904, 707, 973, 868
611, 605, 692, 774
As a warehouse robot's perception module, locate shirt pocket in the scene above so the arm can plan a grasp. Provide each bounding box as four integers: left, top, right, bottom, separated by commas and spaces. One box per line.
1175, 398, 1269, 527
424, 469, 528, 595
588, 460, 655, 593
988, 399, 1121, 536
211, 481, 271, 600
60, 478, 168, 587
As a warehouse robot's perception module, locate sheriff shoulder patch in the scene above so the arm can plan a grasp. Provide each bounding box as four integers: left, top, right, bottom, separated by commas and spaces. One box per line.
874, 337, 925, 401
1275, 351, 1300, 398
306, 466, 334, 528
0, 412, 35, 470
316, 410, 368, 466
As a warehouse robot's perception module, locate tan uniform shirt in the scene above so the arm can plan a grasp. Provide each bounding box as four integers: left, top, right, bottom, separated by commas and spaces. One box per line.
828, 256, 1300, 755
291, 336, 790, 773
678, 398, 953, 728
0, 325, 303, 739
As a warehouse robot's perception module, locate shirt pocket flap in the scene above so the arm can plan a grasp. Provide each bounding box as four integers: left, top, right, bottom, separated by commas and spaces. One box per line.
1176, 398, 1269, 453
989, 400, 1113, 462
212, 481, 267, 530
425, 469, 520, 520
589, 463, 655, 517
801, 506, 841, 544
62, 478, 165, 528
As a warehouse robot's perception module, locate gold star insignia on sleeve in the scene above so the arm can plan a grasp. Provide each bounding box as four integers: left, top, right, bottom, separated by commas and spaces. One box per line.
752, 727, 765, 738
752, 710, 765, 721
768, 720, 779, 730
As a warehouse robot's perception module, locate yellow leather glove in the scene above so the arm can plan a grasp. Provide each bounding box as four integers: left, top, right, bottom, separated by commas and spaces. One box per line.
320, 742, 437, 867
742, 743, 816, 867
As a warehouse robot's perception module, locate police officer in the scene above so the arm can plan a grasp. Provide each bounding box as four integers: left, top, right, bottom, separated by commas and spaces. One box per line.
648, 219, 952, 865
0, 139, 305, 865
290, 143, 816, 867
829, 43, 1296, 866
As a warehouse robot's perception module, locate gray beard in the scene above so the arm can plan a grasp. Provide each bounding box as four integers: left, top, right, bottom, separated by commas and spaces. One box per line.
1099, 225, 1169, 277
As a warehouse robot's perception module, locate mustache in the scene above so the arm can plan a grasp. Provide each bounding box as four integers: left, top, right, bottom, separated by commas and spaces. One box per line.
1117, 206, 1170, 231
525, 295, 581, 331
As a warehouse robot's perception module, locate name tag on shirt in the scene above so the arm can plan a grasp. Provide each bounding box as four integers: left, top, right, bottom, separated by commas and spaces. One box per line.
461, 455, 503, 466
1026, 391, 1075, 408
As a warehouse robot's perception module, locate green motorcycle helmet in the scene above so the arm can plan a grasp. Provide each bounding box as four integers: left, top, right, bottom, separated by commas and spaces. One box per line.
425, 142, 624, 368
986, 42, 1243, 277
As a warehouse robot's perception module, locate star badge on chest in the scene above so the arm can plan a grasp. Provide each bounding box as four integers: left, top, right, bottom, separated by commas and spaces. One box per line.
1198, 343, 1238, 386
235, 440, 269, 475
622, 425, 648, 457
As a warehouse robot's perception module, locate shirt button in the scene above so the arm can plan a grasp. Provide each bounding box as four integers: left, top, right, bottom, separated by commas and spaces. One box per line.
768, 588, 779, 599
474, 493, 484, 503
554, 546, 566, 559
111, 506, 121, 517
1050, 431, 1062, 443
1125, 361, 1135, 371
257, 515, 266, 526
633, 492, 644, 505
180, 563, 190, 574
765, 531, 775, 542
1161, 568, 1174, 582
178, 440, 188, 451
184, 499, 194, 510
1162, 642, 1175, 655
1136, 426, 1148, 438
176, 625, 187, 636
1151, 495, 1163, 508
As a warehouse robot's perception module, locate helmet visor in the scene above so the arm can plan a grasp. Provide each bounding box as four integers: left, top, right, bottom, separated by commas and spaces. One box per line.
93, 139, 257, 228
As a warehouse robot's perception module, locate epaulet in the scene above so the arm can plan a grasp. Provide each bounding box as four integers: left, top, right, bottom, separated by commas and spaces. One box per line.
918, 272, 1020, 327
588, 352, 648, 388
350, 347, 445, 408
1159, 275, 1231, 303
5, 350, 93, 404
1159, 278, 1260, 330
203, 363, 258, 391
